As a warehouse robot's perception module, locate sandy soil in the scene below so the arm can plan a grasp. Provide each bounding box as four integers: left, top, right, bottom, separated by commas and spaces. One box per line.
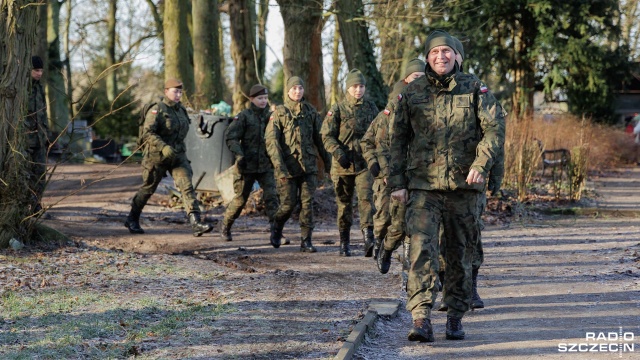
37, 164, 640, 359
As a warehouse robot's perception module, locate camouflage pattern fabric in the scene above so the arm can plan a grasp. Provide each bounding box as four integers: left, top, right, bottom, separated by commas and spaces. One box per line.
385, 196, 406, 251
371, 178, 391, 241
222, 170, 278, 227
26, 79, 49, 205
225, 103, 273, 174
131, 98, 201, 215
388, 71, 505, 321
331, 171, 374, 232
273, 174, 317, 233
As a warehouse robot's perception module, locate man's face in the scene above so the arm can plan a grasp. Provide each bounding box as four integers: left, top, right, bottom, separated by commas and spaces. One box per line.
288, 85, 304, 102
427, 45, 455, 75
31, 69, 43, 81
347, 84, 366, 99
251, 94, 269, 109
164, 87, 183, 103
404, 72, 425, 84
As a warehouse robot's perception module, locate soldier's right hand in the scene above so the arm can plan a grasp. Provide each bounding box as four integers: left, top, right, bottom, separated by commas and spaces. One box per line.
391, 189, 408, 204
161, 145, 176, 160
337, 155, 351, 169
236, 156, 247, 170
369, 162, 381, 177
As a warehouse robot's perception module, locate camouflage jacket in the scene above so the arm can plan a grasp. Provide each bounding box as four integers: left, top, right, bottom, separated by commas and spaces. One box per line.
26, 79, 49, 149
321, 94, 378, 175
265, 97, 329, 179
141, 98, 191, 163
388, 72, 505, 192
361, 81, 406, 179
226, 103, 273, 174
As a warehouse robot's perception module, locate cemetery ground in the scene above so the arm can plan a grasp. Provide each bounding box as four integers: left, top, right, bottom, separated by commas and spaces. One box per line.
1, 164, 639, 359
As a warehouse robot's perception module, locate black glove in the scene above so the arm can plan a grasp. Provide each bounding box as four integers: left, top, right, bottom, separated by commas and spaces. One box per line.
369, 162, 381, 177
236, 156, 247, 170
337, 155, 351, 169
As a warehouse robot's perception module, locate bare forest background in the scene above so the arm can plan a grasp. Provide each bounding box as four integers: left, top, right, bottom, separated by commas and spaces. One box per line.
2, 0, 640, 247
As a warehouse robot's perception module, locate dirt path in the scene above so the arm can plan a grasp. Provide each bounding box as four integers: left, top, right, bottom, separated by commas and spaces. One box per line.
23, 165, 640, 358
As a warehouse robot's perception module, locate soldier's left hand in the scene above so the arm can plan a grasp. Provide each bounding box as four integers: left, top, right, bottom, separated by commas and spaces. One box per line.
466, 169, 484, 185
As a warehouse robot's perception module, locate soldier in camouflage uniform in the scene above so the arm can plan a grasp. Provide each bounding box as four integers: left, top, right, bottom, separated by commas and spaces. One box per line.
362, 59, 426, 273
265, 76, 330, 252
322, 69, 378, 257
389, 30, 505, 342
125, 79, 213, 237
437, 36, 506, 311
26, 56, 49, 215
220, 84, 279, 243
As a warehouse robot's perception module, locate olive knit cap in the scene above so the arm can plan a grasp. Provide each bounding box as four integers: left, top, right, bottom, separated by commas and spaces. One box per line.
345, 69, 366, 89
452, 37, 465, 59
424, 30, 457, 54
249, 84, 268, 97
402, 58, 426, 79
286, 76, 304, 91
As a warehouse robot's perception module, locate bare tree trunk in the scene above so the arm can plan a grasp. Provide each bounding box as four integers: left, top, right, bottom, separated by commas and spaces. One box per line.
229, 0, 259, 113
192, 0, 224, 108
330, 15, 341, 106
256, 0, 269, 81
34, 0, 48, 69
63, 0, 73, 117
144, 0, 164, 50
276, 0, 326, 112
106, 0, 117, 102
46, 0, 70, 135
373, 0, 404, 86
0, 0, 39, 247
164, 0, 195, 98
511, 14, 536, 119
336, 0, 386, 109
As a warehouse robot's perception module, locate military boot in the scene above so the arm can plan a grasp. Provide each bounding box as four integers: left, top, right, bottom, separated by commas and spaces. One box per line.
124, 207, 144, 234
220, 220, 233, 241
270, 221, 283, 248
471, 268, 485, 309
300, 228, 317, 253
377, 248, 392, 274
373, 236, 383, 259
339, 230, 351, 257
407, 318, 434, 342
189, 213, 213, 237
445, 315, 465, 340
362, 226, 375, 257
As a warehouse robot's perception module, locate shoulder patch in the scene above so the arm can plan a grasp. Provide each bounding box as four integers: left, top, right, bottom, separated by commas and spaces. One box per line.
383, 109, 390, 116
151, 109, 158, 114
233, 116, 239, 121
327, 111, 333, 117
480, 86, 488, 93
269, 116, 274, 121
397, 94, 403, 101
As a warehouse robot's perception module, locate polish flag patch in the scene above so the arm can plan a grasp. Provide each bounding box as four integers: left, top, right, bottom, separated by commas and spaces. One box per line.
397, 94, 403, 101
383, 109, 390, 116
480, 86, 489, 93
327, 111, 333, 116
269, 116, 274, 121
233, 116, 239, 121
151, 110, 158, 114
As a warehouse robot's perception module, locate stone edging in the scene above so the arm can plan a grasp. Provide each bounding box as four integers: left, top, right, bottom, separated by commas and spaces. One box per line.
334, 301, 401, 360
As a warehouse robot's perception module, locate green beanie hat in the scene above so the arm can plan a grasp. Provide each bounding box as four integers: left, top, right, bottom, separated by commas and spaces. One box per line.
286, 76, 304, 91
402, 58, 426, 79
452, 37, 465, 59
345, 69, 366, 89
425, 30, 457, 54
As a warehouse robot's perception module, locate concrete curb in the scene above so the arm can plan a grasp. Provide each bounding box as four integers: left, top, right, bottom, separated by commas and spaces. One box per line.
334, 301, 400, 360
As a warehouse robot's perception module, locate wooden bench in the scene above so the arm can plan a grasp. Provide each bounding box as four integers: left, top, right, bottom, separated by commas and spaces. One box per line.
535, 139, 571, 176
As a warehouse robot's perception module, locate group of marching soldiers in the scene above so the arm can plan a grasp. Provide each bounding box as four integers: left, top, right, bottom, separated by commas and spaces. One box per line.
125, 30, 505, 343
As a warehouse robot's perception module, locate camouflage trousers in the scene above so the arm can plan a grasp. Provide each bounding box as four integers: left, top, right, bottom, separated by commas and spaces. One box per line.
372, 178, 390, 241
223, 170, 279, 227
405, 190, 481, 321
27, 145, 47, 210
331, 171, 374, 232
439, 192, 486, 272
385, 196, 407, 251
273, 174, 317, 234
131, 153, 201, 215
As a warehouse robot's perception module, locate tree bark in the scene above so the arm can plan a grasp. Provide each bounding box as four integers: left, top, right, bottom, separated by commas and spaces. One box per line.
164, 0, 195, 98
330, 15, 341, 107
46, 0, 70, 136
276, 0, 326, 112
0, 0, 40, 247
229, 0, 259, 113
106, 0, 117, 102
34, 0, 48, 71
256, 0, 269, 82
192, 0, 224, 109
336, 0, 386, 109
